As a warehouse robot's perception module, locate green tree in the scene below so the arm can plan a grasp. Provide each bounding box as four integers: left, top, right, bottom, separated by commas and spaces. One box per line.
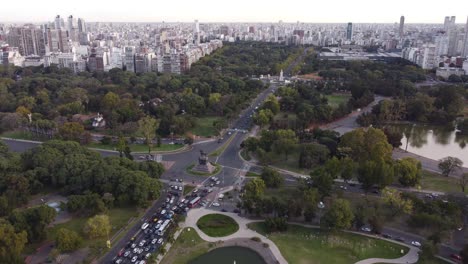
58, 122, 85, 143
263, 94, 280, 114
324, 157, 342, 179
299, 143, 330, 169
8, 205, 57, 242
459, 173, 468, 193
244, 178, 266, 199
340, 157, 356, 183
321, 199, 354, 230
438, 156, 463, 177
254, 109, 274, 128
395, 157, 422, 187
311, 169, 334, 198
84, 214, 111, 239
138, 116, 159, 153
55, 228, 83, 252
101, 92, 120, 111
261, 167, 284, 188
273, 129, 298, 160
339, 128, 393, 164
116, 136, 127, 158
0, 220, 28, 264
382, 188, 413, 217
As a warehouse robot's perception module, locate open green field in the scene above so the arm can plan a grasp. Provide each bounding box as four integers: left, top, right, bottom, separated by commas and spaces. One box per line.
420, 170, 466, 194
325, 94, 351, 108
249, 223, 408, 264
86, 142, 183, 153
191, 117, 220, 137
2, 131, 35, 140
47, 207, 141, 257
161, 228, 212, 264
196, 214, 239, 237
267, 151, 311, 174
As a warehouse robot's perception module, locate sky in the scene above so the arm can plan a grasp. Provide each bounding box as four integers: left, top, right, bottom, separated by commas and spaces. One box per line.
1, 0, 468, 23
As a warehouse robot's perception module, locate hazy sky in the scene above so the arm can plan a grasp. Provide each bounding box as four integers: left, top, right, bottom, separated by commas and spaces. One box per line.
1, 0, 468, 23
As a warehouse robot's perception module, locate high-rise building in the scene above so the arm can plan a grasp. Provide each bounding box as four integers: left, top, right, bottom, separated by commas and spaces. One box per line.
54, 15, 62, 30
462, 16, 468, 58
77, 18, 87, 33
446, 16, 458, 56
124, 46, 136, 72
194, 20, 200, 45
6, 26, 46, 56
399, 16, 405, 38
46, 29, 68, 53
346, 22, 353, 40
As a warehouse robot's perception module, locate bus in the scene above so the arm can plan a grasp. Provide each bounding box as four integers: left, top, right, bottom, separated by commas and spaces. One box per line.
156, 219, 171, 236
189, 197, 201, 208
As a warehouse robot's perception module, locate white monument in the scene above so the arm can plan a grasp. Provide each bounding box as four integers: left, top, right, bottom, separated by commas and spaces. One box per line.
279, 69, 284, 82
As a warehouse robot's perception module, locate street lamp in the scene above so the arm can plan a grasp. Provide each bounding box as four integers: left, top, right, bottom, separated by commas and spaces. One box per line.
317, 201, 325, 226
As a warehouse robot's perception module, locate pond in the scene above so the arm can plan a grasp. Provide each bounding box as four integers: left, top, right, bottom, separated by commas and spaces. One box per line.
386, 124, 468, 164
189, 246, 267, 264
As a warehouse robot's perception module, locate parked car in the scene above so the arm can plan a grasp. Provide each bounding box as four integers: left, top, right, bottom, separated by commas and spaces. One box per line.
131, 256, 138, 263
157, 238, 163, 244
212, 202, 220, 207
360, 227, 371, 232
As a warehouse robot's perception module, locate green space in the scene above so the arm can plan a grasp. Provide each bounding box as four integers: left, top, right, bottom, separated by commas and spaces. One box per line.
183, 185, 196, 195
1, 130, 35, 140
186, 163, 222, 176
420, 170, 466, 194
240, 149, 251, 161
267, 152, 311, 175
47, 207, 141, 257
191, 117, 220, 137
325, 94, 351, 108
209, 132, 237, 157
196, 214, 239, 237
86, 142, 183, 153
161, 228, 212, 264
264, 185, 297, 199
249, 222, 408, 264
245, 171, 261, 177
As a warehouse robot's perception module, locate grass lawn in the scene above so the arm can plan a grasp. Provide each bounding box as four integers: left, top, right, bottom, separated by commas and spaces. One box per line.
196, 214, 239, 237
1, 130, 35, 140
186, 163, 222, 176
161, 228, 212, 264
420, 170, 466, 194
86, 142, 183, 153
191, 116, 221, 137
245, 171, 261, 177
249, 223, 408, 264
264, 185, 297, 199
273, 112, 297, 129
183, 185, 196, 195
47, 207, 141, 257
325, 94, 351, 108
267, 151, 311, 175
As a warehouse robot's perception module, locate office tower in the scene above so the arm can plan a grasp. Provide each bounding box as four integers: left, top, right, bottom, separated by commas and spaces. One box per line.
444, 16, 450, 31
435, 34, 449, 56
399, 16, 405, 38
463, 16, 468, 57
124, 46, 136, 72
54, 15, 62, 30
446, 16, 458, 56
194, 20, 200, 45
77, 18, 86, 33
67, 15, 77, 32
20, 26, 46, 56
346, 22, 353, 40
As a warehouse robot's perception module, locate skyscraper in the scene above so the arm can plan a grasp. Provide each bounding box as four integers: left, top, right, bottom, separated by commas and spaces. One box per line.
446, 16, 458, 56
77, 18, 87, 33
462, 16, 468, 58
399, 16, 405, 38
346, 22, 353, 40
194, 20, 200, 45
54, 15, 62, 30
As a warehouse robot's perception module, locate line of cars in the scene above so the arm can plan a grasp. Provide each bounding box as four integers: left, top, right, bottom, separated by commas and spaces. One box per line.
113, 182, 213, 264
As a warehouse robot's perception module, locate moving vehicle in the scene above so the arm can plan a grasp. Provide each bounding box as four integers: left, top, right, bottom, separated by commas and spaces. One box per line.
212, 202, 220, 207
157, 219, 171, 236
411, 241, 421, 247
189, 196, 201, 208
141, 222, 149, 230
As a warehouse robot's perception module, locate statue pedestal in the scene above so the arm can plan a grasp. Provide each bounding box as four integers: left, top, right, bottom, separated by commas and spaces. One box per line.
193, 162, 216, 174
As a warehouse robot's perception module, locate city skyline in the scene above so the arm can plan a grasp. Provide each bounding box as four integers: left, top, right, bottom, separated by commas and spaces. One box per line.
1, 0, 467, 23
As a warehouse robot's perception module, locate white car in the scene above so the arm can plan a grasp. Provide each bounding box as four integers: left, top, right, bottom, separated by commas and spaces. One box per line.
361, 227, 371, 232
145, 253, 152, 259
411, 241, 421, 247
157, 238, 163, 244
131, 243, 136, 248
131, 256, 138, 263
133, 248, 139, 254
151, 238, 157, 244
178, 186, 183, 191
212, 202, 220, 207
139, 240, 146, 247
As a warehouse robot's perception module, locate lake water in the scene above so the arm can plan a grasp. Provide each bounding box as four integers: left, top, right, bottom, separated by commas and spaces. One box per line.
189, 246, 267, 264
386, 124, 468, 164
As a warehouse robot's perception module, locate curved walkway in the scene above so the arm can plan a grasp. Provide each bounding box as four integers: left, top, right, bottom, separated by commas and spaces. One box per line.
184, 208, 288, 264
184, 208, 420, 264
